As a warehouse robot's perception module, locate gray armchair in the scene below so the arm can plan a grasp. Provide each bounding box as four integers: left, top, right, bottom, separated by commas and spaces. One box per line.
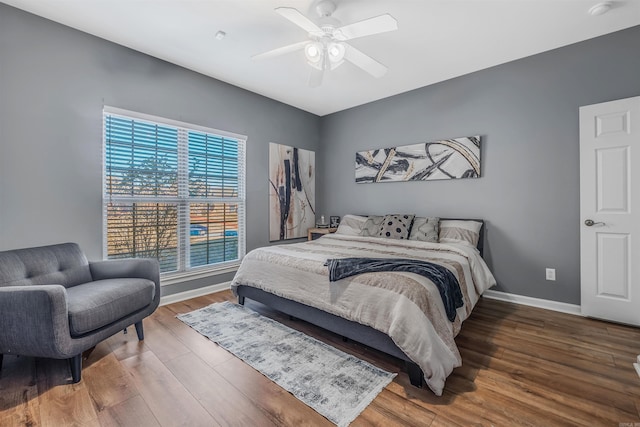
0, 243, 160, 382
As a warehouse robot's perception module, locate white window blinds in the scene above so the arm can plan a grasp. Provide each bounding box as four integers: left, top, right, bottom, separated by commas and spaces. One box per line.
103, 107, 246, 275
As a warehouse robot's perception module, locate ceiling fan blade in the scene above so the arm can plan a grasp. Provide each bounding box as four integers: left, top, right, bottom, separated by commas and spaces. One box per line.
308, 66, 324, 88
252, 41, 308, 61
344, 44, 388, 78
275, 7, 322, 34
336, 14, 398, 41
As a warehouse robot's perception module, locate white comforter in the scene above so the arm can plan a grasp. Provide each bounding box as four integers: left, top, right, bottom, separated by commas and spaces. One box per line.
230, 233, 496, 395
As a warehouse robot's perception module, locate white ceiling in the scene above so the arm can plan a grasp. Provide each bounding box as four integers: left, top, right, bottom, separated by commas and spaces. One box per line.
3, 0, 640, 116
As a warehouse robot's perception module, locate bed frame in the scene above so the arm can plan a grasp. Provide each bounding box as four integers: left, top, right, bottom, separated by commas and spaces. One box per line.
237, 218, 485, 388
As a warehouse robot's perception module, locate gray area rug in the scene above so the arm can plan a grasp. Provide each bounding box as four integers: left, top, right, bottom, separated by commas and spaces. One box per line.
177, 301, 396, 427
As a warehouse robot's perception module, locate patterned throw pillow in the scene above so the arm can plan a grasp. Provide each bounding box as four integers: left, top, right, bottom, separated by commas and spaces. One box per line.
377, 214, 415, 240
409, 217, 439, 242
360, 215, 385, 237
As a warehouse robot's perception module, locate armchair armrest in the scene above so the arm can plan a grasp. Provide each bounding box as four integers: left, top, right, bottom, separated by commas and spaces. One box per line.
89, 258, 161, 303
0, 285, 73, 358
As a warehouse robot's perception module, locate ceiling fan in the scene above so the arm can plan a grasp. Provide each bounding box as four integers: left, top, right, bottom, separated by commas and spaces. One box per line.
252, 0, 398, 87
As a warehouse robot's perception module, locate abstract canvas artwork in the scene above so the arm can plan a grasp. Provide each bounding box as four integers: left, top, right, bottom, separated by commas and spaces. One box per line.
269, 143, 316, 241
355, 135, 481, 183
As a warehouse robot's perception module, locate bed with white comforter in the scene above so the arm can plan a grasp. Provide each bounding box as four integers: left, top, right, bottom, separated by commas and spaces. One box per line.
231, 232, 496, 396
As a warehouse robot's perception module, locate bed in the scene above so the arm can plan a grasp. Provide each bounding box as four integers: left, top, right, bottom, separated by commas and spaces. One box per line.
231, 216, 496, 396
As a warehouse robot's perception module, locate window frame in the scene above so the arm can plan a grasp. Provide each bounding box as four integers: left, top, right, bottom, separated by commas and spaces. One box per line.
102, 106, 247, 281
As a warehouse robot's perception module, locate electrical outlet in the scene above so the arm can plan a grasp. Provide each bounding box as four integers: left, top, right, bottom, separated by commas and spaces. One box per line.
546, 268, 556, 281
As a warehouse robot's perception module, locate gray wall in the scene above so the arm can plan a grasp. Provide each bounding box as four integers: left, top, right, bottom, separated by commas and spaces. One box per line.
319, 25, 640, 305
0, 5, 320, 296
2, 3, 639, 304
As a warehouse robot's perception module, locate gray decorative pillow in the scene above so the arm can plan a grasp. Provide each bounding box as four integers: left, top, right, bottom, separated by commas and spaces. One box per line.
377, 214, 415, 240
360, 215, 385, 237
409, 217, 439, 242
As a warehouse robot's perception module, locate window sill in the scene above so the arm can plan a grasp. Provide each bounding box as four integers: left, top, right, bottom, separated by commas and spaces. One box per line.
160, 262, 240, 287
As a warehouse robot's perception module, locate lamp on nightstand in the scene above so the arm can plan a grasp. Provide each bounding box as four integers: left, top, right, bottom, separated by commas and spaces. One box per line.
316, 214, 329, 228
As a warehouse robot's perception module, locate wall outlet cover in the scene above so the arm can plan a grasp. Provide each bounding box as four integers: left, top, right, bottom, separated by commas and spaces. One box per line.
545, 268, 556, 281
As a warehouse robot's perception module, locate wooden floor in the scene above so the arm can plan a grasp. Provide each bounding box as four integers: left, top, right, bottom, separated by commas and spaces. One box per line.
1, 290, 639, 427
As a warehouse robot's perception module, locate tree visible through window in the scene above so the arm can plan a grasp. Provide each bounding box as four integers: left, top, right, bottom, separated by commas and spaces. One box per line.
103, 108, 246, 273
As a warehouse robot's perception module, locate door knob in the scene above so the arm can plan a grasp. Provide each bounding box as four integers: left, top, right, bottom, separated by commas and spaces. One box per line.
584, 219, 605, 226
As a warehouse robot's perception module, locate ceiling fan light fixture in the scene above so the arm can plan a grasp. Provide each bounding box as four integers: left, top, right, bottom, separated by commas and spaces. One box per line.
304, 42, 323, 63
327, 42, 345, 63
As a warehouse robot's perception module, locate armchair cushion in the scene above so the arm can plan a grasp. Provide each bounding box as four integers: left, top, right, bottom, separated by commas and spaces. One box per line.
66, 278, 155, 336
0, 243, 92, 288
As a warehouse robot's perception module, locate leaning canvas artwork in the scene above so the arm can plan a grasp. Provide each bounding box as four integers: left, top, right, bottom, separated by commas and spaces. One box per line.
269, 143, 316, 241
355, 135, 481, 183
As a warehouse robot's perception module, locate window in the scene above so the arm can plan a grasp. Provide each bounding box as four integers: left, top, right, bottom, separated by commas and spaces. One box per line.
103, 107, 246, 275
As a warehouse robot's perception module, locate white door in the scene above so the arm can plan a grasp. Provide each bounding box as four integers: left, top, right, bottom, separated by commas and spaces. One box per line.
580, 96, 640, 326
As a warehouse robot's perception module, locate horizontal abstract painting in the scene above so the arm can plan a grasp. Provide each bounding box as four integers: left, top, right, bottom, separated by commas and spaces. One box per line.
355, 136, 481, 183
269, 143, 315, 241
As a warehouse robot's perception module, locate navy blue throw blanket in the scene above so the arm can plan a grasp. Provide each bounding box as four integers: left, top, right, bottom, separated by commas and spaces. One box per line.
325, 258, 463, 322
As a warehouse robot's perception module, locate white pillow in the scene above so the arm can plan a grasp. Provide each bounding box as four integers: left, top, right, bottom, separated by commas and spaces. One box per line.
439, 220, 482, 247
335, 215, 368, 236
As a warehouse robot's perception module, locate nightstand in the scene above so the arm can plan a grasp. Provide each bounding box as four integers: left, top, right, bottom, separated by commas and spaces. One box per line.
307, 227, 338, 241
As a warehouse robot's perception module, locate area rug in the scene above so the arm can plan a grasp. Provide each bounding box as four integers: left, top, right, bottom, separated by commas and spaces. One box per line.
177, 301, 396, 427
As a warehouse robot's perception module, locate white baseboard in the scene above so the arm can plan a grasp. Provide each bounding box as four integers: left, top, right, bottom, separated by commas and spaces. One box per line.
483, 290, 582, 316
160, 281, 231, 306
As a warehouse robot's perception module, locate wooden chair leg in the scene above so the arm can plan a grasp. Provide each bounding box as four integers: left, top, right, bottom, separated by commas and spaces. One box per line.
134, 321, 144, 341
69, 354, 82, 383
